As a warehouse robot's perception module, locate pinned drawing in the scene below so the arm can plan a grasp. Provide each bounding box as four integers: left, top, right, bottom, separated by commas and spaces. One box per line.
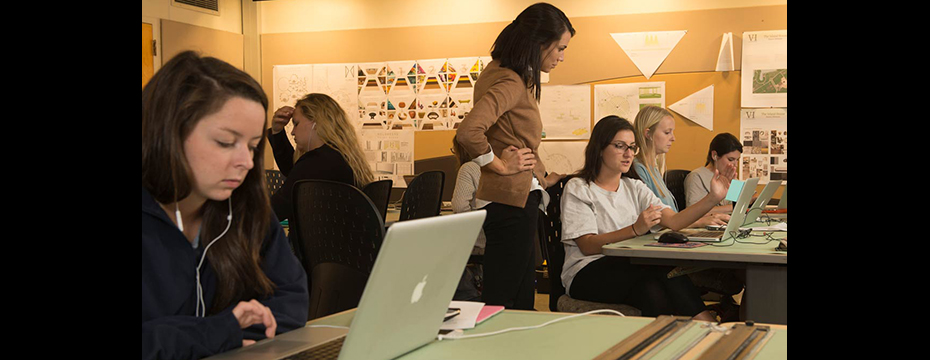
537, 141, 587, 176
360, 129, 415, 187
669, 85, 714, 131
740, 30, 787, 108
273, 64, 312, 110
610, 30, 687, 79
594, 82, 666, 123
739, 108, 787, 184
539, 85, 591, 139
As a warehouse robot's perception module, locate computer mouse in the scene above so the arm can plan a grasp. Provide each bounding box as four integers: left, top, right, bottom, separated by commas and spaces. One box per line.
658, 232, 689, 244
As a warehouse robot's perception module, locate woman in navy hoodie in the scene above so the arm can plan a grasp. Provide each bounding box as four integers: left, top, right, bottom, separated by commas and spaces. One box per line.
142, 51, 309, 359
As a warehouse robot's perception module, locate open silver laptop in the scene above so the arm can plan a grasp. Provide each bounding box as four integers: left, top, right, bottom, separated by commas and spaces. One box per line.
743, 180, 783, 225
680, 178, 759, 242
207, 210, 486, 360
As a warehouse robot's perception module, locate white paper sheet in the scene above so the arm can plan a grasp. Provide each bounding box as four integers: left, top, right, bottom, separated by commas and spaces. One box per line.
715, 32, 734, 72
538, 141, 587, 176
361, 129, 414, 187
610, 30, 687, 79
740, 30, 787, 108
540, 85, 591, 139
440, 301, 485, 330
669, 85, 714, 131
593, 82, 666, 123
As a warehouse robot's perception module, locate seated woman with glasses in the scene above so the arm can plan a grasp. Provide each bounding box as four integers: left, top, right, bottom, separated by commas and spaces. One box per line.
559, 116, 735, 320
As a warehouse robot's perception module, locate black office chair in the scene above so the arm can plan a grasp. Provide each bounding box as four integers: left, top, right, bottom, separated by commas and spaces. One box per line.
539, 177, 641, 316
362, 179, 393, 221
399, 170, 444, 221
265, 169, 286, 196
664, 169, 690, 211
291, 180, 386, 320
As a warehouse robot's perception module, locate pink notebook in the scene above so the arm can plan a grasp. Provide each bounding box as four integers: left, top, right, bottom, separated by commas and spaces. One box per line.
476, 305, 504, 324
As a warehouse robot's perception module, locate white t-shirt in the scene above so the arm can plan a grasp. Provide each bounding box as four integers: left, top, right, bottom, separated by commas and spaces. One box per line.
559, 177, 669, 295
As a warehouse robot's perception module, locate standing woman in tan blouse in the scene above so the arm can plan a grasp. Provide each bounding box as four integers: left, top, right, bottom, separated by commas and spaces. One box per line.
456, 3, 573, 310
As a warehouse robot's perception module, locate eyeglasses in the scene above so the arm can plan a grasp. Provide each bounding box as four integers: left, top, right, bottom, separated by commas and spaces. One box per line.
609, 142, 640, 155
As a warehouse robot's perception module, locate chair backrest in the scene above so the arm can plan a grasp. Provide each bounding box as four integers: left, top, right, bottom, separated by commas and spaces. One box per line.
291, 180, 386, 320
539, 176, 572, 312
362, 179, 393, 221
265, 169, 286, 196
664, 169, 690, 211
399, 170, 444, 221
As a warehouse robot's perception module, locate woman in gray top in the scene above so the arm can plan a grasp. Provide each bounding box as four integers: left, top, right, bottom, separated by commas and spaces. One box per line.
685, 133, 743, 212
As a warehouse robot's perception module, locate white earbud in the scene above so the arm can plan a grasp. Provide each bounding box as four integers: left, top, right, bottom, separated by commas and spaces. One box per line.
195, 196, 233, 317
175, 206, 184, 232
307, 122, 317, 147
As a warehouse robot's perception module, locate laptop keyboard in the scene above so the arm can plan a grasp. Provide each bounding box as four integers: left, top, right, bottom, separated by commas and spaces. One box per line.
283, 336, 345, 360
686, 230, 723, 238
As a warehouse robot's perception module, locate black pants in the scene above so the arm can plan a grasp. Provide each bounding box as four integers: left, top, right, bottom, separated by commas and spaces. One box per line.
569, 256, 706, 317
481, 192, 540, 310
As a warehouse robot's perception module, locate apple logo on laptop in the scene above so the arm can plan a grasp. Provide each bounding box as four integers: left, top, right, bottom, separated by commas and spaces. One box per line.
411, 275, 427, 304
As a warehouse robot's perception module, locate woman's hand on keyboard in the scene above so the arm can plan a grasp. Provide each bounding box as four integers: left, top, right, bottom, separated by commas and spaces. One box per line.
233, 299, 278, 346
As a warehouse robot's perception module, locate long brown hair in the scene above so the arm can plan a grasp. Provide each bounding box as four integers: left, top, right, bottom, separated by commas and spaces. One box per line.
141, 51, 275, 314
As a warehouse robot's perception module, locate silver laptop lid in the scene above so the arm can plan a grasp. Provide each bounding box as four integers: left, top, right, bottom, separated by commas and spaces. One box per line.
722, 177, 759, 240
339, 210, 485, 360
777, 184, 787, 209
203, 211, 486, 360
744, 180, 782, 225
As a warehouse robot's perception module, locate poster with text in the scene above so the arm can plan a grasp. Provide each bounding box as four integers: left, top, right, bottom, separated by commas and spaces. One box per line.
741, 30, 787, 108
360, 129, 414, 188
739, 108, 787, 184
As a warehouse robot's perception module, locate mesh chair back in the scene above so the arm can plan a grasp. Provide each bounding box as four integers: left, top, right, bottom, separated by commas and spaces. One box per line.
291, 180, 386, 319
399, 170, 444, 221
265, 169, 286, 196
540, 177, 572, 312
664, 169, 690, 211
362, 179, 393, 221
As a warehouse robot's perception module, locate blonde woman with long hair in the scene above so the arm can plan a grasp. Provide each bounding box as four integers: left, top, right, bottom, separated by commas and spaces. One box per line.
632, 108, 745, 313
632, 106, 728, 227
268, 93, 374, 221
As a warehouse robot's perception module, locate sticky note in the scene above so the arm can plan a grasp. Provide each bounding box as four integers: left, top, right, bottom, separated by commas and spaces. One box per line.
725, 180, 744, 202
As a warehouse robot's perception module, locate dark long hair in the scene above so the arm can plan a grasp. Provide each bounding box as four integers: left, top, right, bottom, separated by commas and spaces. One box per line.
705, 133, 743, 166
491, 2, 574, 100
576, 116, 636, 184
142, 51, 275, 314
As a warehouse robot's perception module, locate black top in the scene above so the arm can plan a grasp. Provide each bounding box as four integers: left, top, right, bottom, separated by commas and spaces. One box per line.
268, 130, 356, 221
141, 187, 309, 359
